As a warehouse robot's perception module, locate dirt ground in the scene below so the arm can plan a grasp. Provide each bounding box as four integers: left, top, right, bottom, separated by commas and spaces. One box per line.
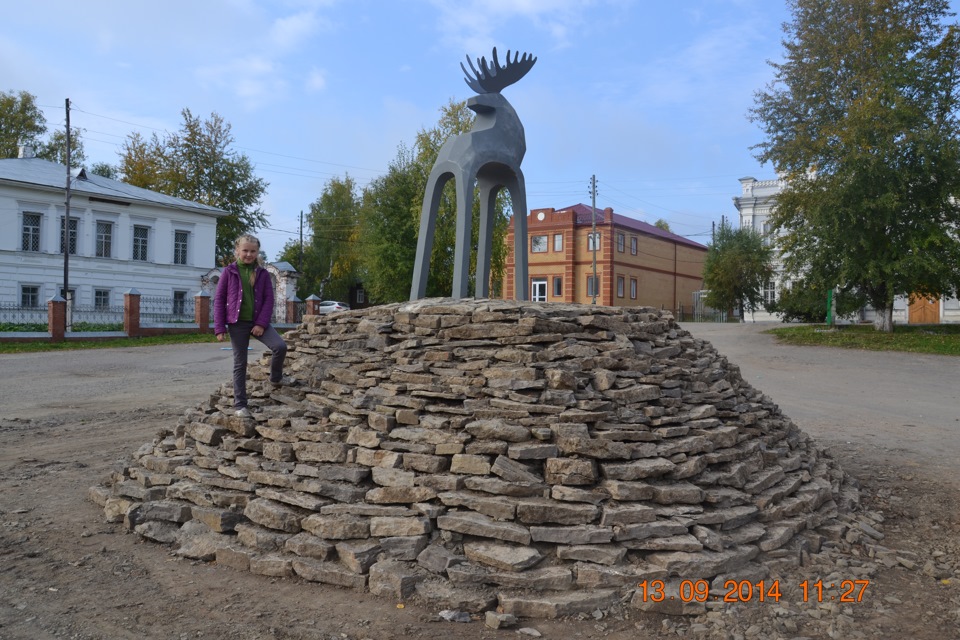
1, 323, 958, 640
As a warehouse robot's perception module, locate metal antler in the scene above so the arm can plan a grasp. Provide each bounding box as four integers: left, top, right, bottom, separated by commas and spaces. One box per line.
461, 47, 537, 94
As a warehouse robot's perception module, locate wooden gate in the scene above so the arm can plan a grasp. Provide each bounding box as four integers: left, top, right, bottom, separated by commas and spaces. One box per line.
908, 296, 940, 324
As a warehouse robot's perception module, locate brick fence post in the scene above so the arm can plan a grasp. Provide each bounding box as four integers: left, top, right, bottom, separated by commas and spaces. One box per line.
124, 289, 141, 337
194, 291, 210, 333
47, 295, 66, 342
306, 294, 320, 316
286, 295, 301, 323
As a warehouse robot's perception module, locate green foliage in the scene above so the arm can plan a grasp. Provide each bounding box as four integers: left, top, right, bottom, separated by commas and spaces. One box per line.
653, 218, 672, 232
767, 323, 960, 355
0, 90, 46, 157
36, 128, 86, 167
702, 222, 774, 314
0, 333, 218, 354
295, 100, 513, 305
0, 322, 46, 332
118, 109, 268, 265
279, 176, 361, 301
411, 99, 510, 298
768, 280, 866, 323
89, 162, 118, 179
0, 90, 85, 167
750, 0, 960, 332
357, 144, 423, 302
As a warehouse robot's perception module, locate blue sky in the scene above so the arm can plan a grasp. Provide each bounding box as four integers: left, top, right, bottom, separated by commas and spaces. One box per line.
6, 0, 945, 261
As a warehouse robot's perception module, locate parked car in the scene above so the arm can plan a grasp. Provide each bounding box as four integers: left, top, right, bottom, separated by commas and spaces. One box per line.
316, 300, 350, 314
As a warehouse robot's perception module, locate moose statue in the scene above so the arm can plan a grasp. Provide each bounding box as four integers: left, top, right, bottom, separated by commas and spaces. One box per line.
410, 48, 536, 301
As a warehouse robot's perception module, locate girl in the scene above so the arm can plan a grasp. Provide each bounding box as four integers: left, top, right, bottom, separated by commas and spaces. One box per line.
214, 234, 288, 418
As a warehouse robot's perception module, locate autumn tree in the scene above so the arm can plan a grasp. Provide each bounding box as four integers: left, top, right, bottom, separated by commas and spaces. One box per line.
702, 221, 774, 317
118, 109, 268, 264
751, 0, 960, 331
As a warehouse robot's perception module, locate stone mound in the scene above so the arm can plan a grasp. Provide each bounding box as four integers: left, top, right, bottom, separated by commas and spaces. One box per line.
90, 299, 859, 619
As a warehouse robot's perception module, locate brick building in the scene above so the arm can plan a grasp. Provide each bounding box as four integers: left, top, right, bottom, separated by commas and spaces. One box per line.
501, 203, 707, 311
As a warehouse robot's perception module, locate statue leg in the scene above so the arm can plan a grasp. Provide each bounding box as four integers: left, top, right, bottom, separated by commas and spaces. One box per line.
475, 178, 501, 298
411, 170, 450, 300
507, 171, 529, 301
451, 175, 474, 299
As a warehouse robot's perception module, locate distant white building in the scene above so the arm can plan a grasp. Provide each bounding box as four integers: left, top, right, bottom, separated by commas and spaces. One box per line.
1, 148, 227, 311
734, 175, 960, 324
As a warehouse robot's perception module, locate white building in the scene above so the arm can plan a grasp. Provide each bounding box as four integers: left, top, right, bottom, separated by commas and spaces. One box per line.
734, 176, 960, 324
1, 150, 226, 311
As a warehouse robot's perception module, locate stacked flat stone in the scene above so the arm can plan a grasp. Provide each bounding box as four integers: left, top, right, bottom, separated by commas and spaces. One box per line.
90, 299, 859, 619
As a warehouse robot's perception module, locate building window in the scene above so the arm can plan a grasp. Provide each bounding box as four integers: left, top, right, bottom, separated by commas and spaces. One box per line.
617, 233, 625, 252
174, 230, 189, 265
617, 276, 625, 298
96, 221, 113, 258
762, 221, 774, 246
20, 285, 40, 308
762, 280, 777, 305
587, 232, 601, 251
553, 234, 563, 252
531, 278, 547, 302
357, 289, 366, 304
531, 235, 548, 253
173, 290, 187, 316
60, 216, 78, 255
22, 213, 41, 252
587, 275, 600, 298
630, 278, 637, 299
630, 236, 638, 255
133, 225, 149, 261
95, 289, 110, 309
552, 276, 562, 297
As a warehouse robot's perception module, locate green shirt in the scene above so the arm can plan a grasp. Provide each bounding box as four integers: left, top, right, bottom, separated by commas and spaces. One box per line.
237, 262, 256, 322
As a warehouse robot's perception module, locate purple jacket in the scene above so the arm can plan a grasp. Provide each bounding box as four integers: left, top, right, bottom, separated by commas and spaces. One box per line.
214, 261, 274, 335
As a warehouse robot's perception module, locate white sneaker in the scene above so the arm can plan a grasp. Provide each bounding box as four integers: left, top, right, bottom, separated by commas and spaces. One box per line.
235, 407, 253, 418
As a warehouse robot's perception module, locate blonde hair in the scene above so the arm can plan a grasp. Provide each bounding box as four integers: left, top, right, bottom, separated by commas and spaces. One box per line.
234, 234, 264, 266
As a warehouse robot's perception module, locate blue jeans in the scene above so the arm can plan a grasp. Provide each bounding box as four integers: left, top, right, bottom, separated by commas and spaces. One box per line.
227, 321, 287, 409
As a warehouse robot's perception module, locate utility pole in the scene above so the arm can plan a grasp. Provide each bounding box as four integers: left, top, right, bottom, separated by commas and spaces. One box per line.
63, 98, 72, 330
298, 210, 303, 272
590, 175, 598, 305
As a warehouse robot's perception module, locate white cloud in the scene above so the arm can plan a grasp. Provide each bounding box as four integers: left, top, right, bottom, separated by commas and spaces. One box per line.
268, 11, 323, 52
196, 55, 286, 109
305, 67, 327, 92
426, 0, 600, 53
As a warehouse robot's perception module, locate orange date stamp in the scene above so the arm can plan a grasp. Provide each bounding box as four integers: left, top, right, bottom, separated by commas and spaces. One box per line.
636, 579, 870, 604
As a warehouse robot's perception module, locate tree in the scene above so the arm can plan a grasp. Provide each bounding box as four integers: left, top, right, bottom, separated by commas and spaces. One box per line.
751, 0, 960, 332
653, 218, 672, 232
279, 175, 361, 301
357, 144, 424, 302
36, 128, 86, 168
411, 99, 511, 298
90, 162, 118, 179
769, 278, 866, 323
357, 100, 512, 303
118, 109, 268, 264
0, 90, 46, 157
702, 221, 774, 317
0, 90, 85, 167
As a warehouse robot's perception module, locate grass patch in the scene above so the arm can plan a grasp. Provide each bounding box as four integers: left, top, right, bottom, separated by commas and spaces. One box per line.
0, 333, 218, 354
767, 323, 960, 356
